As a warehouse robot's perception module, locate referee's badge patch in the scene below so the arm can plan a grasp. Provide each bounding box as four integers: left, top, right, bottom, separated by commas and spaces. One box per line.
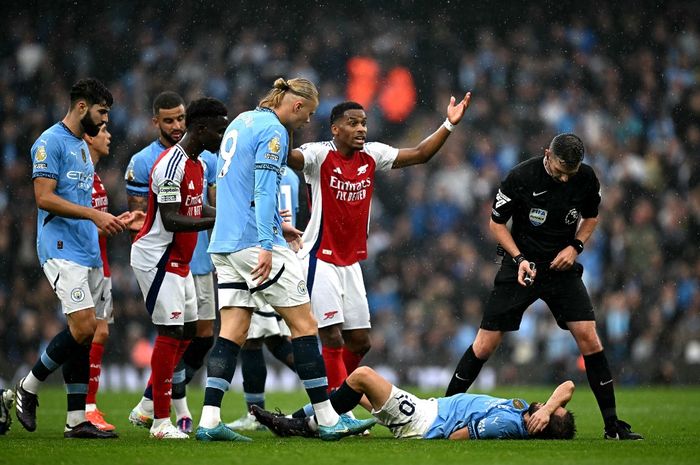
529, 208, 547, 226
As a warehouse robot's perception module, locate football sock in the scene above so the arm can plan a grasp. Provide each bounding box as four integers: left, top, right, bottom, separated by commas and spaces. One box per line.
143, 382, 153, 401
203, 337, 239, 408
200, 337, 239, 429
583, 350, 618, 427
445, 345, 485, 396
26, 328, 84, 392
182, 335, 214, 383
172, 338, 192, 419
171, 362, 187, 400
62, 342, 90, 426
341, 347, 364, 375
241, 348, 267, 409
86, 342, 105, 405
267, 337, 295, 371
322, 346, 347, 392
151, 335, 180, 419
329, 380, 363, 414
293, 336, 338, 427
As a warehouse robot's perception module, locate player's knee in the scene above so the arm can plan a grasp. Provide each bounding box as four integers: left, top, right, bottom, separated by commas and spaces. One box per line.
244, 338, 264, 350
196, 319, 214, 337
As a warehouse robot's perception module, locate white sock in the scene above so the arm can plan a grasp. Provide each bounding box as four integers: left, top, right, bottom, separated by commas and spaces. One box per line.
66, 410, 86, 427
152, 417, 170, 430
138, 397, 154, 415
172, 397, 191, 420
312, 400, 340, 427
86, 403, 97, 412
307, 415, 319, 431
22, 372, 42, 394
199, 405, 221, 429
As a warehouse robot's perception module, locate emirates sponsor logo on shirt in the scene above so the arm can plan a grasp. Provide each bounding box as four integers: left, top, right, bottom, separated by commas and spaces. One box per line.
330, 175, 371, 202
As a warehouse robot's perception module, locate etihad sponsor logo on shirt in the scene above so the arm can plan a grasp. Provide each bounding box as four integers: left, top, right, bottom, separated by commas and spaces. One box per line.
529, 208, 547, 226
66, 171, 94, 191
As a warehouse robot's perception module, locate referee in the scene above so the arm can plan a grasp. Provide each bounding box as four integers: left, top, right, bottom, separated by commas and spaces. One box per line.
446, 133, 642, 440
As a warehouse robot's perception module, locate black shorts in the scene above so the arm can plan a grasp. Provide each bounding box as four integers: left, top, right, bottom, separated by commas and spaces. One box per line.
481, 261, 595, 332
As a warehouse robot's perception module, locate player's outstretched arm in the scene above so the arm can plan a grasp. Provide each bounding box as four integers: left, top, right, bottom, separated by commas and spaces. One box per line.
34, 177, 126, 236
392, 92, 471, 169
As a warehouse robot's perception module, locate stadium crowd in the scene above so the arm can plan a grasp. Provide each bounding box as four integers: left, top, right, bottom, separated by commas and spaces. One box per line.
0, 1, 699, 388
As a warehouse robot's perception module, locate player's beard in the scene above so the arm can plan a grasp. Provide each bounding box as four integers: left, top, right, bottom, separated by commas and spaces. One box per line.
161, 128, 182, 146
81, 112, 102, 137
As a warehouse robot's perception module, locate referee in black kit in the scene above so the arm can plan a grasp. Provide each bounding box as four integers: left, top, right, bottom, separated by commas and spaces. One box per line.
446, 133, 642, 440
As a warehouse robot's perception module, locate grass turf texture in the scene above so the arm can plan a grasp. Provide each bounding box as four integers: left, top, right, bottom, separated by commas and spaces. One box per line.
1, 386, 699, 465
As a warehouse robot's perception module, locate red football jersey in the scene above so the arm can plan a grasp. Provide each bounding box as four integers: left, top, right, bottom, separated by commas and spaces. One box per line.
91, 172, 110, 277
298, 141, 398, 266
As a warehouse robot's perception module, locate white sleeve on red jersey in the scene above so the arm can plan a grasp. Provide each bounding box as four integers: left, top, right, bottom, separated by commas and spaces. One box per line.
364, 142, 399, 172
152, 149, 185, 204
299, 141, 332, 179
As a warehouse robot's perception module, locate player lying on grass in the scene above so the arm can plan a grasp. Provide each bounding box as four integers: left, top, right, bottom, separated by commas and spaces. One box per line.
252, 366, 576, 440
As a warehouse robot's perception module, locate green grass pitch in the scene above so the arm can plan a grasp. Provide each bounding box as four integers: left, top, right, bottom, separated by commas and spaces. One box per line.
1, 386, 699, 465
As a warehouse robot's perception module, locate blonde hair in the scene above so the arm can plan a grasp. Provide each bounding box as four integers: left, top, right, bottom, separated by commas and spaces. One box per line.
259, 77, 319, 108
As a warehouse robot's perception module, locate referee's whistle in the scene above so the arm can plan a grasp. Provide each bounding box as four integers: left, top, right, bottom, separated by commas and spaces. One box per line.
524, 262, 536, 286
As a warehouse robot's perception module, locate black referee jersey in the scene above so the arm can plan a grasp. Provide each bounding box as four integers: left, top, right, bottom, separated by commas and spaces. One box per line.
490, 156, 601, 264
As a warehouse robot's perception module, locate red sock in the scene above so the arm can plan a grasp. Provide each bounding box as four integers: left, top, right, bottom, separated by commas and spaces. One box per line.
151, 335, 180, 419
342, 347, 364, 375
322, 346, 347, 392
87, 342, 105, 404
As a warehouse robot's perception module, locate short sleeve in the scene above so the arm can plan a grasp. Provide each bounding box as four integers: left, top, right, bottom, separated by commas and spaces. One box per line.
254, 125, 287, 173
364, 142, 399, 172
32, 136, 62, 180
473, 411, 525, 439
580, 170, 601, 218
201, 150, 218, 186
491, 171, 518, 224
299, 142, 330, 179
125, 155, 151, 197
152, 156, 183, 204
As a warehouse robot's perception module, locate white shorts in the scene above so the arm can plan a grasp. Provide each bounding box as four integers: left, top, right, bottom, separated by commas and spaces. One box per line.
193, 273, 216, 321
372, 386, 438, 439
94, 276, 114, 323
212, 246, 309, 310
133, 267, 198, 326
304, 258, 370, 330
42, 259, 105, 314
248, 304, 291, 339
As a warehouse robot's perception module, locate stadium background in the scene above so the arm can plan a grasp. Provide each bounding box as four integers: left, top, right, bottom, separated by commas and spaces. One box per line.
0, 0, 699, 391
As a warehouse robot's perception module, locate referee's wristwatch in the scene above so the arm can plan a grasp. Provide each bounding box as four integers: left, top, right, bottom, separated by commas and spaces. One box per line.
571, 239, 584, 254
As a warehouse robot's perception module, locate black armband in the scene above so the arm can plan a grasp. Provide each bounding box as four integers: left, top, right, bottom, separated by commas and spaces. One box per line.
571, 239, 584, 254
512, 254, 526, 265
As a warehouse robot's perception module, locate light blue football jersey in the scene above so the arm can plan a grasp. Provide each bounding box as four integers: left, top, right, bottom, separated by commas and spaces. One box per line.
190, 150, 217, 275
31, 122, 101, 267
424, 394, 529, 440
279, 166, 300, 227
124, 139, 167, 197
208, 107, 288, 253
